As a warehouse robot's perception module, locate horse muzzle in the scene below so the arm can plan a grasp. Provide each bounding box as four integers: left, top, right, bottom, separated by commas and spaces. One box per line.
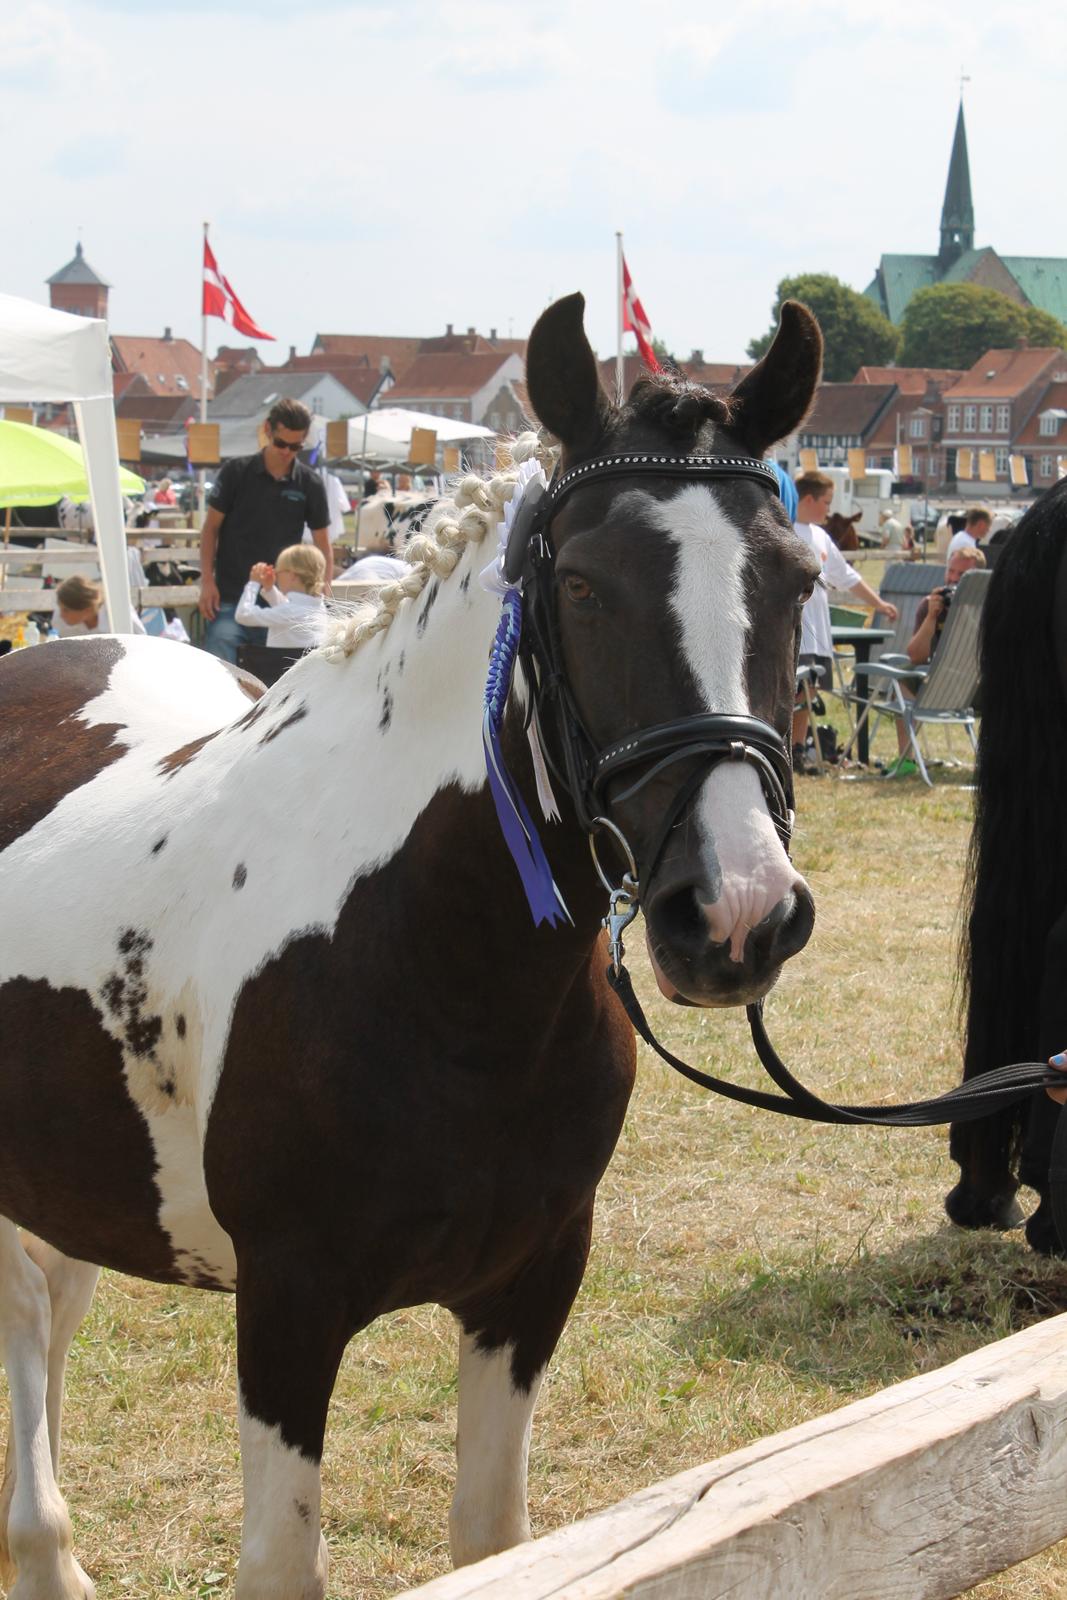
643, 871, 815, 1007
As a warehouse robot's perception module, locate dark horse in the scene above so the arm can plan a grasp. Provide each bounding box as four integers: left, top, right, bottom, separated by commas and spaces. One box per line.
0, 293, 821, 1598
946, 477, 1067, 1255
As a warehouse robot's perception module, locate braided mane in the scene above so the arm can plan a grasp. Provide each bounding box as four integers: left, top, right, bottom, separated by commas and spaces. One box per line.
320, 432, 558, 662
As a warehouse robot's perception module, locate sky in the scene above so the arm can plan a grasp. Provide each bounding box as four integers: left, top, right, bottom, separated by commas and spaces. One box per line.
6, 0, 1066, 366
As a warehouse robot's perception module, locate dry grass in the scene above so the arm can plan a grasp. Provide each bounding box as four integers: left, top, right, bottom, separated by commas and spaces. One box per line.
6, 743, 1067, 1598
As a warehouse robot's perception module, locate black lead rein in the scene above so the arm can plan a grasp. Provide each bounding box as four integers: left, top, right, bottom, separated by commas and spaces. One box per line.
607, 962, 1067, 1249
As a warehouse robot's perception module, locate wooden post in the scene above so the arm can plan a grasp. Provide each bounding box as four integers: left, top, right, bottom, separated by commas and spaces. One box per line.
399, 1313, 1067, 1600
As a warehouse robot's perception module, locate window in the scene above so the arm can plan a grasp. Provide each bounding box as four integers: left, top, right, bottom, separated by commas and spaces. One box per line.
909, 416, 925, 438
947, 405, 961, 431
913, 454, 924, 477
995, 448, 1009, 474
1039, 413, 1061, 436
979, 405, 994, 432
996, 405, 1010, 431
1040, 455, 1054, 478
963, 404, 977, 431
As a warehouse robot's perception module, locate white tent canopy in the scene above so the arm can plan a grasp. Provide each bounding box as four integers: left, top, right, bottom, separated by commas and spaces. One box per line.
336, 407, 496, 463
0, 292, 132, 631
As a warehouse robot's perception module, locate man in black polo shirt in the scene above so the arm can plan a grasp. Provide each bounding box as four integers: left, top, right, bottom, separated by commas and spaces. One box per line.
198, 397, 332, 661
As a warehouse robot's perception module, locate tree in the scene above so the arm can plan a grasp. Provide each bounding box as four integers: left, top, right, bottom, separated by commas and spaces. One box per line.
1024, 304, 1067, 348
747, 274, 899, 381
900, 283, 1067, 368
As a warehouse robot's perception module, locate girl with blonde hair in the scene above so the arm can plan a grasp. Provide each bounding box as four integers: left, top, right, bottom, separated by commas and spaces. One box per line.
234, 543, 327, 648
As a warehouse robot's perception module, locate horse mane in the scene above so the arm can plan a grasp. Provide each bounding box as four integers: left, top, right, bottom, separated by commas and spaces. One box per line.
320, 431, 559, 661
319, 375, 735, 662
959, 478, 1067, 1107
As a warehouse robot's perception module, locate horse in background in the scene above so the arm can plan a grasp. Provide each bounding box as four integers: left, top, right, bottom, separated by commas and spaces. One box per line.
0, 292, 823, 1599
824, 509, 862, 551
946, 476, 1067, 1254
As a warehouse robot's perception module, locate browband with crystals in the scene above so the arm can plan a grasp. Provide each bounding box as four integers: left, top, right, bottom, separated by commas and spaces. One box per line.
503, 452, 780, 586
545, 452, 782, 508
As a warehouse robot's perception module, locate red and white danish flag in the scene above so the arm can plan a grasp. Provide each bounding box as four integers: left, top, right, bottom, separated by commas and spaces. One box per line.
202, 238, 274, 341
621, 255, 661, 373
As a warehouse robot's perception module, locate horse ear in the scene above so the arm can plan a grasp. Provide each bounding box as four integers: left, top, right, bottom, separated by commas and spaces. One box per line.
728, 300, 823, 455
525, 293, 613, 452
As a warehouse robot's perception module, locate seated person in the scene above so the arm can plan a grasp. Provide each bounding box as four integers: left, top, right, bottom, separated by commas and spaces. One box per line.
234, 543, 327, 648
53, 575, 146, 636
884, 547, 985, 775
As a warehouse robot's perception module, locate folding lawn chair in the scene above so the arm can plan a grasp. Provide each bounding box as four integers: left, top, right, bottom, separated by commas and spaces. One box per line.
844, 569, 990, 786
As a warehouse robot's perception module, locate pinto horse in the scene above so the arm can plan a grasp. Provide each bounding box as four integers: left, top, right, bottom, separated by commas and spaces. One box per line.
0, 292, 822, 1599
946, 476, 1067, 1255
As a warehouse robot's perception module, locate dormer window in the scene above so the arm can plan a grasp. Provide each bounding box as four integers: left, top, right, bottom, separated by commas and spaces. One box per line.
1039, 411, 1066, 436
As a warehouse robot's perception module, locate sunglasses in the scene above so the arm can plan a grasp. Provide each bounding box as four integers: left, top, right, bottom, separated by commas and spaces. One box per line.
271, 436, 304, 453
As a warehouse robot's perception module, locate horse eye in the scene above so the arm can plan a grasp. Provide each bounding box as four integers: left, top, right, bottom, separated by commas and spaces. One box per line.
561, 573, 596, 606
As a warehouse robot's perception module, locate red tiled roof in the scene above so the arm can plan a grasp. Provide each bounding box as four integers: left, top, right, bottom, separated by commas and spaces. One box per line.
1013, 381, 1067, 447
111, 335, 209, 399
275, 355, 383, 407
800, 384, 896, 436
310, 334, 423, 381
112, 371, 153, 400
943, 347, 1067, 401
853, 365, 961, 392
115, 393, 197, 425
387, 352, 517, 400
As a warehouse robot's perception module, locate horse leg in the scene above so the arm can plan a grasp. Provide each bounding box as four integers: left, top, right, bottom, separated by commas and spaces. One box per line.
0, 1219, 95, 1600
1021, 907, 1067, 1255
449, 1206, 593, 1568
0, 1234, 100, 1586
232, 1249, 351, 1600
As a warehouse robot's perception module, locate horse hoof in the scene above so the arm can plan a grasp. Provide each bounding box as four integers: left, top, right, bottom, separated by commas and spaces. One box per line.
1025, 1198, 1067, 1257
944, 1181, 1024, 1231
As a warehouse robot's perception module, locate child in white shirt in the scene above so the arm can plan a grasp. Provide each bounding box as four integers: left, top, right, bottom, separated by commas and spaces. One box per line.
234, 543, 327, 648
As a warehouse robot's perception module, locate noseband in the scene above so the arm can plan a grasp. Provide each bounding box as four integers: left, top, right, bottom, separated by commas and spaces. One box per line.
506, 450, 793, 931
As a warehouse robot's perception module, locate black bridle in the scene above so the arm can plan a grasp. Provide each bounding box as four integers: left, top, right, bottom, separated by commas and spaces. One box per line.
506, 451, 794, 864
503, 445, 1067, 1239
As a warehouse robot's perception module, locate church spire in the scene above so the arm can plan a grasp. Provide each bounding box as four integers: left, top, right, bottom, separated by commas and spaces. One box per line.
939, 99, 974, 267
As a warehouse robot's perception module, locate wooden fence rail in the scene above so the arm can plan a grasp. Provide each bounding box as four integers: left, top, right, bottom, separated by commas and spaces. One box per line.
399, 1313, 1067, 1600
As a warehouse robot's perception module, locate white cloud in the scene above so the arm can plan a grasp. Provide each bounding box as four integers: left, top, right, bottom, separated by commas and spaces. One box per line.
6, 0, 1065, 365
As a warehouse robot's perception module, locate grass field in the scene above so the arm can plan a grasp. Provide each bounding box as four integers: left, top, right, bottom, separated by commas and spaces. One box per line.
6, 727, 1067, 1599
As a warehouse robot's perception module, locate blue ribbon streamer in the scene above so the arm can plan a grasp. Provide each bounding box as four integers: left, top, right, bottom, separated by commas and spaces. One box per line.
483, 589, 571, 928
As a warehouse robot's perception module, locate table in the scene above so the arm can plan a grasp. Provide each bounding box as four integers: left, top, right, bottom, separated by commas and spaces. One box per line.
831, 626, 893, 766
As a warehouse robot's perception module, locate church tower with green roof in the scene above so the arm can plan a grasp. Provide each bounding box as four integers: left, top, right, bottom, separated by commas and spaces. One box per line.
938, 101, 974, 269
863, 101, 1067, 328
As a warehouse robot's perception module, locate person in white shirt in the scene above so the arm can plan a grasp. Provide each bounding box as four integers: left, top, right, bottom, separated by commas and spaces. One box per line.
234, 543, 327, 649
53, 575, 146, 637
792, 470, 897, 770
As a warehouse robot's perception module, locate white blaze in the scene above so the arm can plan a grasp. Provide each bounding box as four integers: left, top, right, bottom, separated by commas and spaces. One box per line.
651, 485, 805, 960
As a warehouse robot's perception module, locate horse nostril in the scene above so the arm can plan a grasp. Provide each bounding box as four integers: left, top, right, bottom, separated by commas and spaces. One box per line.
651, 884, 706, 956
759, 884, 815, 964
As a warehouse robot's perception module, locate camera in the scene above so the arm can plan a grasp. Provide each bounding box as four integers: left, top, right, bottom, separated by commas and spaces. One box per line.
935, 583, 956, 608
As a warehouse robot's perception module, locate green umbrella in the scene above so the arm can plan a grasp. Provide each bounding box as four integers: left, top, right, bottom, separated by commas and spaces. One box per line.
0, 418, 144, 507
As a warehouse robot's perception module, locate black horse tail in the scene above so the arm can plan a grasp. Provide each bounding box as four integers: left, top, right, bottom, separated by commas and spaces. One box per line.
950, 478, 1067, 1213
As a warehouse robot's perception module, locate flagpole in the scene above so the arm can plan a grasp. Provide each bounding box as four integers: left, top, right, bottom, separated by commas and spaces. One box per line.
198, 221, 209, 518
615, 231, 624, 404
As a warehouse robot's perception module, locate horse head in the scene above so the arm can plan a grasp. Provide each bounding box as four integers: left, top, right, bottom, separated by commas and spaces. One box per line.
523, 293, 822, 1007
825, 510, 862, 551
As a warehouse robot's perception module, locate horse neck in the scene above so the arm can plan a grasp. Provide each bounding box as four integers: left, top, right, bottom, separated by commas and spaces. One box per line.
220, 539, 608, 986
